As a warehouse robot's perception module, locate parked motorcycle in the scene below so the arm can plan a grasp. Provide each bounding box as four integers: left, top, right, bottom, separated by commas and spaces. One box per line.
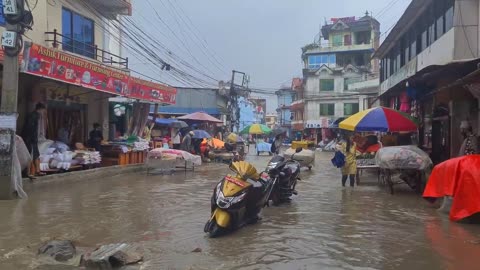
266, 147, 303, 205
204, 161, 278, 238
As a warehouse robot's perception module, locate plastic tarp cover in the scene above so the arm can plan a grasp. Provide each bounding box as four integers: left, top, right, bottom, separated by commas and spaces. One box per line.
149, 148, 202, 166
256, 142, 271, 152
423, 155, 480, 221
14, 136, 30, 198
375, 145, 432, 170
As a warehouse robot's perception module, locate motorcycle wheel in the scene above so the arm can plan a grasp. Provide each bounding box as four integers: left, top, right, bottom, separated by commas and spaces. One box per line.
208, 222, 224, 238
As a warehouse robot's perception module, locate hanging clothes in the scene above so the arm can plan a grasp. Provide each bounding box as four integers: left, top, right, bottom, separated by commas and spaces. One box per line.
399, 91, 411, 113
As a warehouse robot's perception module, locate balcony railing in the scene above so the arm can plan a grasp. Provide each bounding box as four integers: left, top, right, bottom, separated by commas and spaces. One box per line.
45, 30, 129, 69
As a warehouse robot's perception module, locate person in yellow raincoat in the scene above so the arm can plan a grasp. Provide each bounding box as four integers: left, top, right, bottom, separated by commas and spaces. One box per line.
337, 135, 357, 187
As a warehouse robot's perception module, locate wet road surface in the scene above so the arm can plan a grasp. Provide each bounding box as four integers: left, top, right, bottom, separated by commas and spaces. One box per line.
1, 151, 480, 269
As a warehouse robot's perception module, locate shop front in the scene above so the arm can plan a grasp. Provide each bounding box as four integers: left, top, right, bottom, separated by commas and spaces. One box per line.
16, 42, 177, 175
379, 59, 480, 164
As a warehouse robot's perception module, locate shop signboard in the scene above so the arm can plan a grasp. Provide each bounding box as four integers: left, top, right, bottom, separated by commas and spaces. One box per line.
129, 77, 176, 104
21, 42, 177, 104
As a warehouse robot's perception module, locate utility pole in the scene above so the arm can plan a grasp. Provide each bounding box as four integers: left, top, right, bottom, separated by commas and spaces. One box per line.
0, 0, 26, 199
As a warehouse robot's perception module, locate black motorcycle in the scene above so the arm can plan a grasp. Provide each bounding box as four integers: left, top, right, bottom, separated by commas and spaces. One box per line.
266, 147, 302, 205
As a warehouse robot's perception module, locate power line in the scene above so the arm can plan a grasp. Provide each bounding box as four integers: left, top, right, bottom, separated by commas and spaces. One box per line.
71, 0, 219, 88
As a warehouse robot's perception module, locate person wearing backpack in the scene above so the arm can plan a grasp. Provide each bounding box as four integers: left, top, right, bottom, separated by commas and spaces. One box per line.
336, 135, 357, 187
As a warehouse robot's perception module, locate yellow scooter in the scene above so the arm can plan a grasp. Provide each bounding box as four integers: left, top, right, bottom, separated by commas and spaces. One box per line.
204, 161, 277, 237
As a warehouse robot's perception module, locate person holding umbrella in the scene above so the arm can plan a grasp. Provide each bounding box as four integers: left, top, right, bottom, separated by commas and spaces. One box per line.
271, 134, 283, 155
181, 131, 194, 153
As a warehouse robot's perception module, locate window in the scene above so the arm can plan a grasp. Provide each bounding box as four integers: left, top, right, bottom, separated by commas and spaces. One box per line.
0, 2, 5, 26
308, 54, 336, 69
320, 79, 334, 91
445, 2, 454, 32
332, 35, 343, 46
320, 104, 335, 116
344, 77, 362, 90
62, 8, 95, 58
344, 35, 352, 46
344, 103, 359, 115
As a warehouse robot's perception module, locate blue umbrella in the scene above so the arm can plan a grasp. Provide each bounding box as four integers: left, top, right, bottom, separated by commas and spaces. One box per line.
192, 130, 212, 139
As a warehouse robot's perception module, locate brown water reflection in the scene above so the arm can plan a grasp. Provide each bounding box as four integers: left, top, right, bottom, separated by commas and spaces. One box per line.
0, 152, 479, 269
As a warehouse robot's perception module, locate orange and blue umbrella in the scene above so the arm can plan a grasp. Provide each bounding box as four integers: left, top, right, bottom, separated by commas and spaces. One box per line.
339, 107, 418, 132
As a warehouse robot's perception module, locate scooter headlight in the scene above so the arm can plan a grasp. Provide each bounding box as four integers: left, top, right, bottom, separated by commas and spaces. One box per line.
267, 162, 278, 170
230, 192, 247, 205
216, 190, 231, 209
216, 189, 247, 209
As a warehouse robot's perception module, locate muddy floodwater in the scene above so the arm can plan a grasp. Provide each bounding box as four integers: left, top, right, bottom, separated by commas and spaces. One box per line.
1, 151, 480, 269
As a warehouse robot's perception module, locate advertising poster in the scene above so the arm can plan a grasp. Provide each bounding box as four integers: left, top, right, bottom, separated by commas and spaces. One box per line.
22, 43, 177, 104
249, 98, 266, 124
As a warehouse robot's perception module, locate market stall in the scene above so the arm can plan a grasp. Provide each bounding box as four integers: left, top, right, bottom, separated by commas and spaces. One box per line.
339, 107, 419, 186
240, 124, 272, 155
146, 148, 201, 174
376, 146, 433, 194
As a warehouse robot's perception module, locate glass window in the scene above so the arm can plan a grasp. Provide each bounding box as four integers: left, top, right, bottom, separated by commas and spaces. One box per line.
62, 8, 94, 58
445, 5, 454, 32
320, 79, 334, 91
308, 55, 320, 69
320, 104, 335, 116
321, 54, 328, 64
329, 54, 336, 64
344, 103, 359, 115
344, 77, 362, 90
332, 35, 343, 46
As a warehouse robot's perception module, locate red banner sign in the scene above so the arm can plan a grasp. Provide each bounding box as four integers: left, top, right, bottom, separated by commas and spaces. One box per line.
21, 43, 176, 104
331, 16, 356, 24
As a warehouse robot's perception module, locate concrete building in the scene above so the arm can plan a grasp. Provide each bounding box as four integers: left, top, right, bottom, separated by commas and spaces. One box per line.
374, 0, 480, 164
151, 87, 228, 121
265, 113, 278, 130
275, 86, 295, 137
301, 14, 380, 142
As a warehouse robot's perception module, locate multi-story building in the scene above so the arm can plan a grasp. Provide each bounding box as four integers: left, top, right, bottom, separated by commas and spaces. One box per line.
374, 0, 480, 164
302, 14, 380, 143
1, 1, 176, 146
289, 78, 305, 136
152, 87, 228, 121
275, 86, 295, 138
265, 113, 278, 130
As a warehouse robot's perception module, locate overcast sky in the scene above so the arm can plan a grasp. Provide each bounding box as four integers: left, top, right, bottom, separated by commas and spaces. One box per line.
128, 0, 412, 112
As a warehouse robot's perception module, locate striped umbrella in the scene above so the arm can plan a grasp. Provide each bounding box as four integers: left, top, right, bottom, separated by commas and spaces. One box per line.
339, 107, 418, 132
240, 124, 272, 135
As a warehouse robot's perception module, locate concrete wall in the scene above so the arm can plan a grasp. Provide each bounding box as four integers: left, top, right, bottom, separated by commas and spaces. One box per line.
453, 0, 479, 60
417, 29, 455, 71
0, 0, 123, 57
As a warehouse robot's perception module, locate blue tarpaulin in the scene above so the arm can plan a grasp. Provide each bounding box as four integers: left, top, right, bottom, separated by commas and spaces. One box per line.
147, 116, 178, 125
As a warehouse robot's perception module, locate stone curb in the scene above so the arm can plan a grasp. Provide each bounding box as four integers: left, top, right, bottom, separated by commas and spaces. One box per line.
22, 164, 147, 188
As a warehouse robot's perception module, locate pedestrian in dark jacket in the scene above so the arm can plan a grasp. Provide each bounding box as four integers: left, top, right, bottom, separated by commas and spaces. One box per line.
22, 102, 46, 177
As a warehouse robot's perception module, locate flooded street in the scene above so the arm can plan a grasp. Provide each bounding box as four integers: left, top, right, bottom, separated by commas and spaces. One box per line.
1, 151, 480, 270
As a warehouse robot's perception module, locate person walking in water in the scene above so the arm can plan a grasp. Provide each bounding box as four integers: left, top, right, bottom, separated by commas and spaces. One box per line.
337, 135, 357, 187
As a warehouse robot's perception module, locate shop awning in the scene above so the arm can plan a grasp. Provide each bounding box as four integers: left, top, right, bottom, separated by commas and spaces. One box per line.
147, 116, 178, 125
21, 42, 177, 104
150, 106, 220, 116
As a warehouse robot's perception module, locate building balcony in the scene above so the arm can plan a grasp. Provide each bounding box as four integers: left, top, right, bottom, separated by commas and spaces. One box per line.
292, 120, 304, 131
304, 42, 374, 55
85, 0, 132, 17
290, 99, 304, 111
45, 30, 129, 69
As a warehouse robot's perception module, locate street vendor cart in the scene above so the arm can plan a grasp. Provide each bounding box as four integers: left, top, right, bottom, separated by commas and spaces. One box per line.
146, 148, 201, 175
376, 145, 432, 194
